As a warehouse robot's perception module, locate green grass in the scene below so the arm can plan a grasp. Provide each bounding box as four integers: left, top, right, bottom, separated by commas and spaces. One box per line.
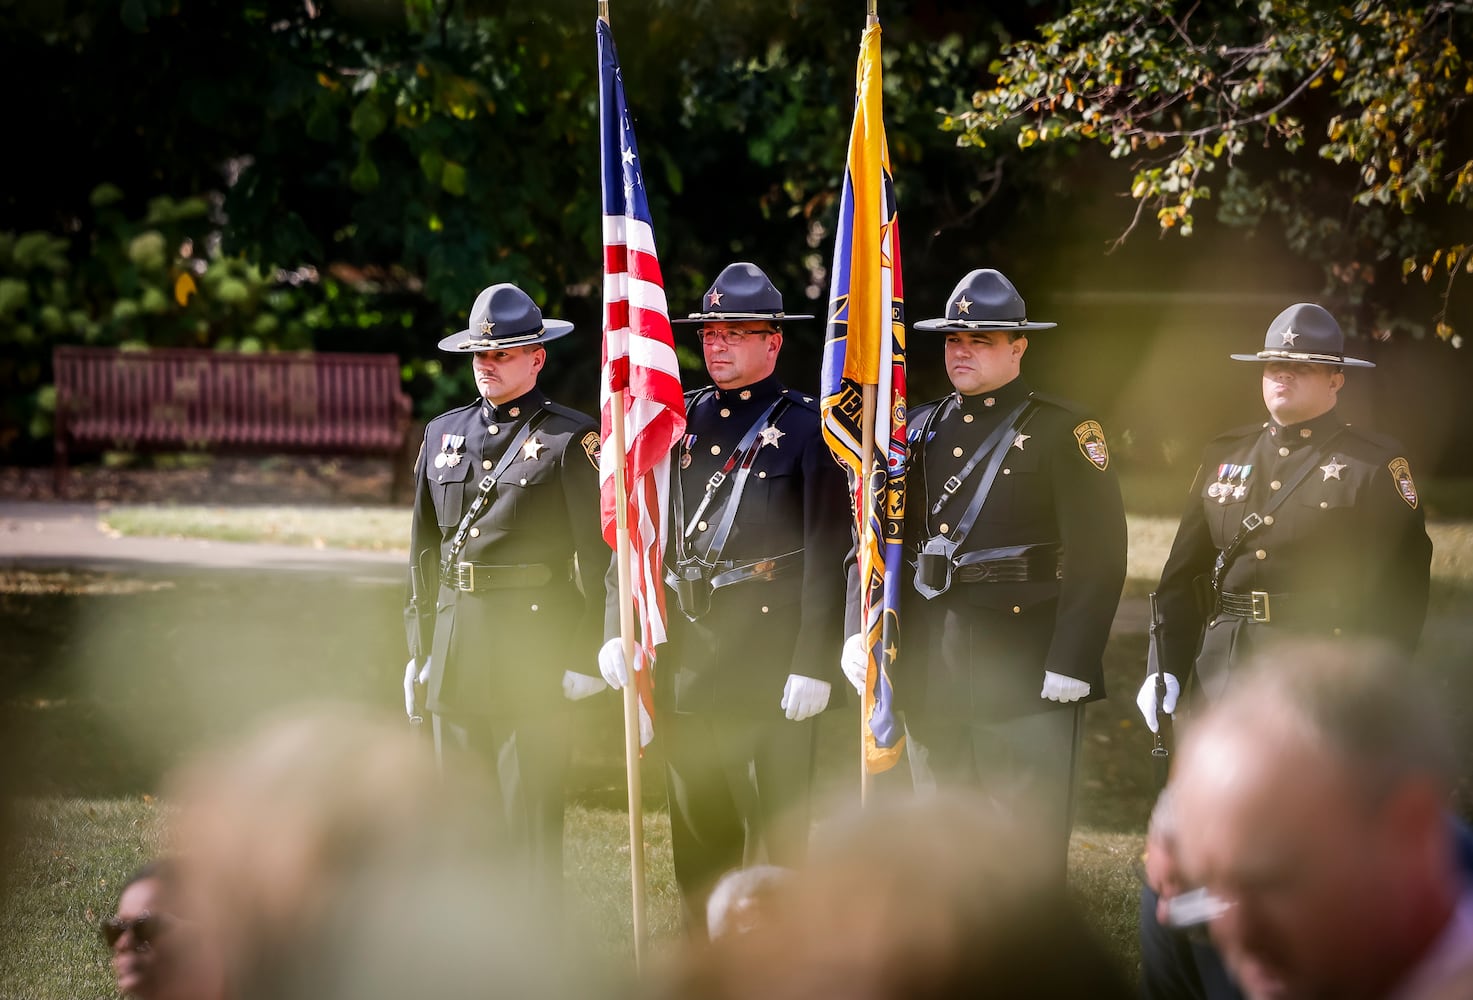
99, 504, 409, 552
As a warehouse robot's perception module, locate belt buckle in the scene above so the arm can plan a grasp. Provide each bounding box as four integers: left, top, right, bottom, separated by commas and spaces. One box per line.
943, 475, 963, 495
1250, 590, 1271, 623
455, 561, 475, 593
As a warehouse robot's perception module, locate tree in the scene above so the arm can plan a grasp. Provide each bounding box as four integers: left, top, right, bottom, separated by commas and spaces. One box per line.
947, 0, 1473, 342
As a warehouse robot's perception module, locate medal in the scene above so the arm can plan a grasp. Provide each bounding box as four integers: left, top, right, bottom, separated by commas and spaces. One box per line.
434, 453, 447, 469
445, 452, 461, 467
680, 451, 692, 469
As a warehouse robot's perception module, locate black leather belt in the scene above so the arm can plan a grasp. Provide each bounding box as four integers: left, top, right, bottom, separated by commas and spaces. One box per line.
1216, 590, 1327, 624
665, 549, 803, 593
946, 543, 1063, 585
447, 561, 554, 593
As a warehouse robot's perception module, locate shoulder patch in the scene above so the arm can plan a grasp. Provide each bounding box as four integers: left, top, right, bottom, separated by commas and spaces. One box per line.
580, 431, 602, 471
1388, 456, 1418, 509
1073, 420, 1110, 471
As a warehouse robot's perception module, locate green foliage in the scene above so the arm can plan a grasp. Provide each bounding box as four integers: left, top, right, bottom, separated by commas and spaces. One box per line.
949, 0, 1473, 341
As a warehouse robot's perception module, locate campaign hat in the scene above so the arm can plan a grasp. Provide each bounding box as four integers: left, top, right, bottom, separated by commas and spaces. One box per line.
913, 268, 1056, 333
671, 262, 813, 325
437, 283, 574, 353
1230, 302, 1374, 367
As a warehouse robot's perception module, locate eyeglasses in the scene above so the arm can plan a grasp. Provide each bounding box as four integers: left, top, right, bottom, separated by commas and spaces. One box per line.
100, 912, 170, 950
697, 328, 777, 346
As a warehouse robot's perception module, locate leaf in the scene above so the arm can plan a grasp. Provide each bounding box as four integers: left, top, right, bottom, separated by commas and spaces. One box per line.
349, 99, 387, 141
440, 161, 466, 197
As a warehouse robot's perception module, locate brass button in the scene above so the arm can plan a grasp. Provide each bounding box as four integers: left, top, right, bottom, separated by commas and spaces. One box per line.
1012, 605, 1021, 614
1278, 446, 1290, 457
939, 523, 950, 534
519, 477, 527, 485
482, 460, 493, 470
469, 528, 480, 538
697, 520, 708, 532
1319, 501, 1329, 509
985, 398, 996, 407
720, 408, 731, 418
761, 606, 770, 614
1263, 515, 1275, 526
1255, 549, 1267, 560
963, 414, 974, 423
1333, 627, 1342, 636
1270, 480, 1282, 491
710, 444, 721, 455
489, 425, 500, 435
952, 447, 964, 458
1003, 468, 1011, 475
757, 471, 766, 478
530, 604, 539, 612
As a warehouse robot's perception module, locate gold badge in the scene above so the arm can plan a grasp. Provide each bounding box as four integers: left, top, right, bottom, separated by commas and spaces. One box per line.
1388, 457, 1418, 509
1073, 420, 1110, 471
580, 431, 601, 470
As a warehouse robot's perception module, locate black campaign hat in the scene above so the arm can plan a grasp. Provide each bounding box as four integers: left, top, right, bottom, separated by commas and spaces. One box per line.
437, 283, 574, 353
1230, 303, 1373, 368
913, 268, 1056, 333
671, 261, 813, 325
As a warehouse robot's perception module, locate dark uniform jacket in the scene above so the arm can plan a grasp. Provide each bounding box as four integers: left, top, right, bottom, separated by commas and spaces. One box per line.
610, 373, 850, 716
1154, 408, 1431, 697
407, 388, 606, 718
899, 376, 1128, 722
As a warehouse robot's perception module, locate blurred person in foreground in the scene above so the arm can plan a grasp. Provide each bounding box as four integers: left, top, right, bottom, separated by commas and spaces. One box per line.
402, 282, 609, 899
1167, 638, 1473, 1000
1137, 302, 1431, 737
650, 791, 1133, 999
163, 704, 613, 1000
102, 858, 225, 1000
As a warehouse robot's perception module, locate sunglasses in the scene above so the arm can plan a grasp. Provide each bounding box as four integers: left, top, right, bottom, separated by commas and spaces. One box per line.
100, 911, 170, 949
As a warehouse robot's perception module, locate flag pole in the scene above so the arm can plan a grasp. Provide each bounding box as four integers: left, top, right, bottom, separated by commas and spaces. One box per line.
600, 0, 648, 969
858, 0, 878, 801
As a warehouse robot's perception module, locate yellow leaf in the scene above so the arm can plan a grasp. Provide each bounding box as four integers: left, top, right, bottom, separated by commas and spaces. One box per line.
173, 272, 197, 307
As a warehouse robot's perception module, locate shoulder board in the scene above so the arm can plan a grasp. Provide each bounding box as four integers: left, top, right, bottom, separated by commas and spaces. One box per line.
1338, 423, 1402, 452
425, 398, 481, 429
684, 386, 713, 403
541, 400, 597, 429
1210, 423, 1265, 444
779, 388, 821, 412
911, 396, 947, 421
1026, 391, 1085, 414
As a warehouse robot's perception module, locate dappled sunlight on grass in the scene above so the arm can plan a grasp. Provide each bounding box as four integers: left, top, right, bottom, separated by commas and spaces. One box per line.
100, 504, 410, 552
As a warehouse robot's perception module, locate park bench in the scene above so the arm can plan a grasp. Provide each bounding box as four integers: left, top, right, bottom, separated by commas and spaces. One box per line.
52, 345, 414, 498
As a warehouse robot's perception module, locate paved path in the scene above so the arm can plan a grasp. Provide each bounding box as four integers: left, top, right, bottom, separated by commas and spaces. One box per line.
0, 501, 403, 584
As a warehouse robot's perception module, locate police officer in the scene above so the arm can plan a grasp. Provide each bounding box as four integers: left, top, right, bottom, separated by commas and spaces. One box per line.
1137, 303, 1433, 733
596, 262, 850, 929
843, 267, 1127, 873
402, 283, 609, 897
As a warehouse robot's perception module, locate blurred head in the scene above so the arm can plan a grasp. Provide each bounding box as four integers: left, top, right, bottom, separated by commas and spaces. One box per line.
1171, 640, 1456, 1000
472, 345, 545, 405
944, 329, 1026, 396
163, 704, 602, 1000
1260, 361, 1343, 425
655, 791, 1132, 1000
700, 321, 782, 390
706, 864, 792, 940
104, 859, 222, 1000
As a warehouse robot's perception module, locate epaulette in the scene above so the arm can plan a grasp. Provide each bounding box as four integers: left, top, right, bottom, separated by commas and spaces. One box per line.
1210, 422, 1265, 444
1339, 423, 1403, 452
780, 387, 822, 412
1027, 391, 1086, 415
542, 399, 597, 428
426, 398, 482, 425
684, 386, 712, 403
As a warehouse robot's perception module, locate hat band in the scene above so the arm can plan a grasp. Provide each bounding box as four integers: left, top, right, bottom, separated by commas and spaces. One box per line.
454, 328, 546, 350
686, 312, 787, 320
1256, 349, 1344, 363
948, 318, 1031, 328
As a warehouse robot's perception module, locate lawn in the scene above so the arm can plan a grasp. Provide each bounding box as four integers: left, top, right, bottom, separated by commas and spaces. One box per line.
7, 494, 1473, 996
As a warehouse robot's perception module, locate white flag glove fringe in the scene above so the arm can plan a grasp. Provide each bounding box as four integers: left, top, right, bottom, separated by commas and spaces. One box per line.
781, 673, 831, 721
1040, 670, 1091, 703
403, 657, 431, 720
597, 636, 634, 689
562, 670, 608, 701
839, 634, 867, 696
1135, 672, 1181, 734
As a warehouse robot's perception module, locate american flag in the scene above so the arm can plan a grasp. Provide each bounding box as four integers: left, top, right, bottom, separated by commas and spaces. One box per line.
820, 21, 906, 774
597, 16, 685, 745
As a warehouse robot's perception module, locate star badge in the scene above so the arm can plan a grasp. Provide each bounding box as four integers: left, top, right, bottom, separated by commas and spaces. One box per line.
479, 320, 495, 335
1320, 458, 1346, 481
1013, 432, 1030, 451
1281, 328, 1299, 347
955, 295, 973, 315
523, 437, 546, 461
759, 425, 786, 448
708, 289, 724, 307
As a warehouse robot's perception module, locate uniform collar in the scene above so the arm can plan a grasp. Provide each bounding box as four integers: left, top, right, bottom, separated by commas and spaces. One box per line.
1267, 406, 1342, 446
954, 375, 1030, 416
481, 387, 546, 424
711, 372, 784, 406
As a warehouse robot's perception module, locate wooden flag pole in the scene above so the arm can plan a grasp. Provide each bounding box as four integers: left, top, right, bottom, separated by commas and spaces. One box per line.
601, 0, 647, 970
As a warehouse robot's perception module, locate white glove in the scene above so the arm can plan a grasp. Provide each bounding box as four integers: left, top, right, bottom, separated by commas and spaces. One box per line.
562, 670, 608, 701
840, 634, 867, 695
781, 673, 832, 721
597, 637, 632, 689
1136, 672, 1181, 734
636, 700, 654, 747
1040, 670, 1091, 703
403, 657, 430, 720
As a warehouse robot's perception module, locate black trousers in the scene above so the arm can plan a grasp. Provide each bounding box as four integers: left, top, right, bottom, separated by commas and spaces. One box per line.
660, 710, 818, 931
902, 704, 1084, 878
433, 711, 570, 906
